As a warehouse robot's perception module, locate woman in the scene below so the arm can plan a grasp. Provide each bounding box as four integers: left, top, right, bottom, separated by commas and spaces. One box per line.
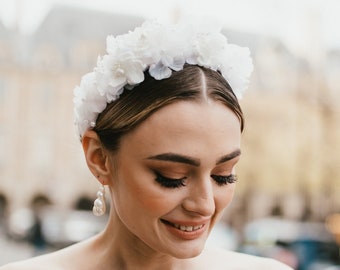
1, 20, 292, 269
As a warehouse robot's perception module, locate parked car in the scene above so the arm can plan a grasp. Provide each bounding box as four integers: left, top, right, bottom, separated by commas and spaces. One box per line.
241, 217, 340, 270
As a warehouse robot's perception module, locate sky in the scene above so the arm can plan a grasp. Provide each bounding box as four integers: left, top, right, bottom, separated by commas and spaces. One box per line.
0, 0, 339, 57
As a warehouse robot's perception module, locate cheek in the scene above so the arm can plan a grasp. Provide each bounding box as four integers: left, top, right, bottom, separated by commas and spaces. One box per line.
114, 167, 178, 217
215, 185, 236, 210
133, 188, 173, 215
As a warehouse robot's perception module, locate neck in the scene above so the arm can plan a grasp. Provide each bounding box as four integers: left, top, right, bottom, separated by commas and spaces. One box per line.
93, 209, 192, 270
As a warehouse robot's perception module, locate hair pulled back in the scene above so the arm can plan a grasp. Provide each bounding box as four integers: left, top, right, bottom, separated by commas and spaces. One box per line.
93, 65, 244, 152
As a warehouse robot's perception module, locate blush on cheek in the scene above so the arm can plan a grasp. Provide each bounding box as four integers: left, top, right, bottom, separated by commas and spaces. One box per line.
123, 175, 171, 214
216, 185, 235, 210
136, 191, 173, 214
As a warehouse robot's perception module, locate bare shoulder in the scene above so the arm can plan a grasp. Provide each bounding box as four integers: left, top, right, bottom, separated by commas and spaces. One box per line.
0, 239, 91, 270
197, 247, 293, 270
0, 253, 64, 270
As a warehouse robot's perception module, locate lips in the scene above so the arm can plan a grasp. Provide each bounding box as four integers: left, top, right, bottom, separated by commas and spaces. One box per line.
173, 223, 204, 232
161, 219, 205, 232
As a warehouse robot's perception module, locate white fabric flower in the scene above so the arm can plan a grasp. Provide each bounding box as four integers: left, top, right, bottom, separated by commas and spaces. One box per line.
73, 72, 107, 136
73, 19, 253, 137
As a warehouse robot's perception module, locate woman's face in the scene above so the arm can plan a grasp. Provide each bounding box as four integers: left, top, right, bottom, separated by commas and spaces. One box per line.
109, 100, 241, 258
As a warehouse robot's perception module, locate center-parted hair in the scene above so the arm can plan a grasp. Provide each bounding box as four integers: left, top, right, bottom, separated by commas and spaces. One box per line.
94, 65, 244, 152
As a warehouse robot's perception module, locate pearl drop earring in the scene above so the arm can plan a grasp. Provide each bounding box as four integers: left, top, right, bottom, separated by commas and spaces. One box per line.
93, 184, 106, 216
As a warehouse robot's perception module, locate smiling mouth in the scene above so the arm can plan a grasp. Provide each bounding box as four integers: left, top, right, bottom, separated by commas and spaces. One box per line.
161, 219, 204, 232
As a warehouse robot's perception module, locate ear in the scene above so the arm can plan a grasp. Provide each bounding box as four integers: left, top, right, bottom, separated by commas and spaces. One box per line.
82, 130, 111, 185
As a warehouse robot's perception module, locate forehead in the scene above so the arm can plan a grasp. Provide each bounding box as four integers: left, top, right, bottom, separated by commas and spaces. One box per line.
119, 100, 241, 160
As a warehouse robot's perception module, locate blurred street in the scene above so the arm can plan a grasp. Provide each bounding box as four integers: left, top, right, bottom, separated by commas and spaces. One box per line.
0, 229, 58, 266
0, 229, 43, 266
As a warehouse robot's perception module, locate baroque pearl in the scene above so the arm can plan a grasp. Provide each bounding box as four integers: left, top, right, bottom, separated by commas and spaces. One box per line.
93, 205, 104, 216
92, 185, 106, 216
94, 198, 103, 208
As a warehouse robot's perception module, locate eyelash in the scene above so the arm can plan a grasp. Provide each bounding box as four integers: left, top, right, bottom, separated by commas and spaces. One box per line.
211, 174, 238, 186
154, 172, 238, 189
155, 172, 187, 188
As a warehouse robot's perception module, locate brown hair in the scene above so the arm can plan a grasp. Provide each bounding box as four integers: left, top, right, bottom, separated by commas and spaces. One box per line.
93, 65, 244, 152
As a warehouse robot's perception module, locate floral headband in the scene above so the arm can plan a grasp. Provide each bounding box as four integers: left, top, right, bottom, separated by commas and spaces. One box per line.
73, 20, 253, 137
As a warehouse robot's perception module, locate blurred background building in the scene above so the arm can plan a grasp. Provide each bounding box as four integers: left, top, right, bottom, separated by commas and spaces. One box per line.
0, 0, 339, 269
0, 4, 145, 212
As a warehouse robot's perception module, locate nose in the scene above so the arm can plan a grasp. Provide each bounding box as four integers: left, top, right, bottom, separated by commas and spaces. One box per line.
182, 177, 215, 217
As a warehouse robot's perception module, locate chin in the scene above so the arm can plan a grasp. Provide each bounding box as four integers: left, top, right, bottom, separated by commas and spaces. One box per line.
177, 250, 203, 259
170, 241, 205, 259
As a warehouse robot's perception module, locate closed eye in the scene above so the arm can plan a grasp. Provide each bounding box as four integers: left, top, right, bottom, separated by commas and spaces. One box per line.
154, 172, 187, 189
211, 174, 238, 186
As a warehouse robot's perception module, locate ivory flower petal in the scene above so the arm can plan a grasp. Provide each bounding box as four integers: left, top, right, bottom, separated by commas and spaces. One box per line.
73, 20, 253, 138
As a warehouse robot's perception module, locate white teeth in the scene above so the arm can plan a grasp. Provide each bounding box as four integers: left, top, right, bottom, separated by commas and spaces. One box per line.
173, 223, 203, 232
187, 226, 193, 232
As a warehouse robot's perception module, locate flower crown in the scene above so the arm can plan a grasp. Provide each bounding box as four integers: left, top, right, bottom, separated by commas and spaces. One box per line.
74, 20, 253, 137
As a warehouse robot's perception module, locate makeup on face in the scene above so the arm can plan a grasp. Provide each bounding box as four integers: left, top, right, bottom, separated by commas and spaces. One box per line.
146, 150, 241, 189
110, 101, 241, 258
160, 218, 209, 240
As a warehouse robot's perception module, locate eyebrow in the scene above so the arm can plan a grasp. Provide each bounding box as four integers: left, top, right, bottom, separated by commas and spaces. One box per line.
147, 153, 200, 166
216, 149, 241, 164
146, 149, 241, 167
